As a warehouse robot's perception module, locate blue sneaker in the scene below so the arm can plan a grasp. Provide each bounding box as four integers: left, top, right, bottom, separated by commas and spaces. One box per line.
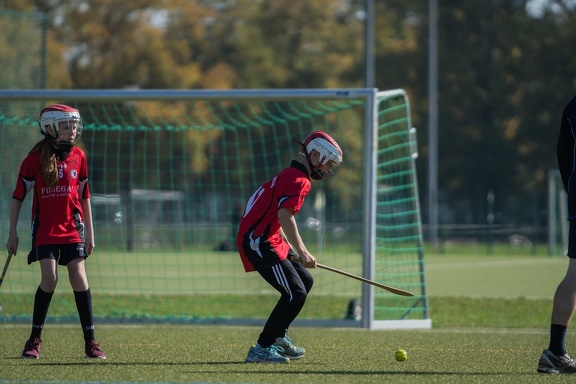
245, 344, 289, 363
273, 332, 305, 360
537, 350, 576, 374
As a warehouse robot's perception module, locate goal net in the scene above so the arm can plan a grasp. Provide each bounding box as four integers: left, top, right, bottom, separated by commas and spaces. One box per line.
0, 88, 430, 329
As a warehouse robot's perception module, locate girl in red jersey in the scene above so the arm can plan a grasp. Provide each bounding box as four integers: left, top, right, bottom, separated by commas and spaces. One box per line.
6, 104, 105, 359
237, 131, 343, 363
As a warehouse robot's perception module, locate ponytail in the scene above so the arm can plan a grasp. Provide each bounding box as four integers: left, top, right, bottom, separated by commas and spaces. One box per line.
30, 138, 58, 188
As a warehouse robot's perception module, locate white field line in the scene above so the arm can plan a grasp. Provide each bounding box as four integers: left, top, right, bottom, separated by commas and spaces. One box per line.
0, 323, 549, 336
426, 258, 565, 271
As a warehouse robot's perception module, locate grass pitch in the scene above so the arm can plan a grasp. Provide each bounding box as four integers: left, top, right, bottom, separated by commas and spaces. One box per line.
0, 249, 573, 383
0, 324, 562, 384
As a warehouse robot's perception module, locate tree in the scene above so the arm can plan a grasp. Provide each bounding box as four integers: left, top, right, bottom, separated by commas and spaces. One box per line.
4, 0, 576, 231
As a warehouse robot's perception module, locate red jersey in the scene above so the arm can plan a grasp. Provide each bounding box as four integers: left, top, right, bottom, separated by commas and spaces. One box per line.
12, 146, 90, 246
237, 161, 311, 272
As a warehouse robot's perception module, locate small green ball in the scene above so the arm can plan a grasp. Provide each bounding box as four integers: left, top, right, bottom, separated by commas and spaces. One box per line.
395, 349, 407, 362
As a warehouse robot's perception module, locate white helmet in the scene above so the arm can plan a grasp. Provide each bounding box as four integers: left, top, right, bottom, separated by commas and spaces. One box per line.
38, 104, 83, 151
299, 130, 343, 180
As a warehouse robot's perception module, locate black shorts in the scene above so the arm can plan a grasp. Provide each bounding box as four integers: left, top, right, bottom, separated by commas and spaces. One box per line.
27, 243, 88, 266
568, 222, 576, 259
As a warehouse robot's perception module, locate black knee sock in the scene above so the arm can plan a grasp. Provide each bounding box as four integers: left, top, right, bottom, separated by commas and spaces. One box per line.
74, 289, 95, 343
30, 287, 54, 339
549, 324, 567, 356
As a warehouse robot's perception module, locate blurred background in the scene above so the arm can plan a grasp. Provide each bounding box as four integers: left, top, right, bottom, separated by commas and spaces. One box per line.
1, 0, 574, 253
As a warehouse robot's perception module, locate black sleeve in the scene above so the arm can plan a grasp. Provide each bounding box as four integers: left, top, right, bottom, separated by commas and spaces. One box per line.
557, 96, 576, 192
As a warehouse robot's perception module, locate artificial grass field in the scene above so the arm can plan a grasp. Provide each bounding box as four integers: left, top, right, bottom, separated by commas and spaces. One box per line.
0, 324, 564, 384
1, 248, 574, 383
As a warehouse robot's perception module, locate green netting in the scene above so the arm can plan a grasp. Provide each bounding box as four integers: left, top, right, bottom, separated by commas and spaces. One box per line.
374, 91, 429, 321
0, 90, 429, 327
0, 9, 46, 88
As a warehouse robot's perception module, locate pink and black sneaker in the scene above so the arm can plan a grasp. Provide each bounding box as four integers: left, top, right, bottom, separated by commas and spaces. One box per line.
85, 341, 106, 359
21, 337, 42, 359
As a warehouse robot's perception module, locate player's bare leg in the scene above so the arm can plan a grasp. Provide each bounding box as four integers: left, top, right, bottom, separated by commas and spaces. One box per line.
538, 259, 576, 373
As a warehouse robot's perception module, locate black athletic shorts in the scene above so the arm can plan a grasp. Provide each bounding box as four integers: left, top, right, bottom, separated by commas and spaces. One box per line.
569, 222, 576, 259
27, 243, 88, 266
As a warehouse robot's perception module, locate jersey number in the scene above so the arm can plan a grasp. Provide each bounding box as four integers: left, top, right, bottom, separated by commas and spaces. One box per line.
244, 186, 265, 217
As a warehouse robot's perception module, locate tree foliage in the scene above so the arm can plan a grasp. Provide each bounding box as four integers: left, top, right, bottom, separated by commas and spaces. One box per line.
2, 0, 576, 229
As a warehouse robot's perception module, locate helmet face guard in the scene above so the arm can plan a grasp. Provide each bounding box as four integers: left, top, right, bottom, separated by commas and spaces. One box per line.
38, 104, 83, 151
298, 131, 343, 180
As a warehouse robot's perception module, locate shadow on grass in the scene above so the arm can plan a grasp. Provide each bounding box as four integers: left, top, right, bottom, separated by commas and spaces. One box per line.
28, 361, 245, 366
181, 369, 541, 378
22, 361, 538, 377
186, 370, 538, 377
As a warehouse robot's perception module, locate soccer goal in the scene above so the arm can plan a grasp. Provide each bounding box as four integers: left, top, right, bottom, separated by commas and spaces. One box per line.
0, 88, 430, 329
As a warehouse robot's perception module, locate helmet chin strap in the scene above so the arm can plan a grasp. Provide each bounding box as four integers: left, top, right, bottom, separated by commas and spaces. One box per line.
307, 162, 323, 180
56, 141, 75, 152
293, 139, 323, 180
46, 134, 74, 154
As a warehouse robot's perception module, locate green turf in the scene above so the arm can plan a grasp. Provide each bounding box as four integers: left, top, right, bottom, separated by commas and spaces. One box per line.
0, 324, 568, 383
425, 252, 566, 299
1, 249, 572, 382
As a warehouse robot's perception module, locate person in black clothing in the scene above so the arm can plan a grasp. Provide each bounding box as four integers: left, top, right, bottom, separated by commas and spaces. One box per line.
538, 95, 576, 374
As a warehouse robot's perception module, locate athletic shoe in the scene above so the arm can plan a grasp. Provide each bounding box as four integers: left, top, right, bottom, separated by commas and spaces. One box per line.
245, 344, 289, 363
537, 349, 576, 374
85, 341, 107, 359
21, 337, 42, 359
273, 333, 305, 360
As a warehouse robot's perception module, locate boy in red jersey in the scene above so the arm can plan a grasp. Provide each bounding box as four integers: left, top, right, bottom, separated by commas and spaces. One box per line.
6, 104, 106, 359
237, 131, 343, 363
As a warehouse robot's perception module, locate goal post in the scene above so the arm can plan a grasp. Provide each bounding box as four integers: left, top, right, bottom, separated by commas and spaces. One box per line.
0, 88, 430, 329
548, 169, 568, 256
368, 89, 431, 329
